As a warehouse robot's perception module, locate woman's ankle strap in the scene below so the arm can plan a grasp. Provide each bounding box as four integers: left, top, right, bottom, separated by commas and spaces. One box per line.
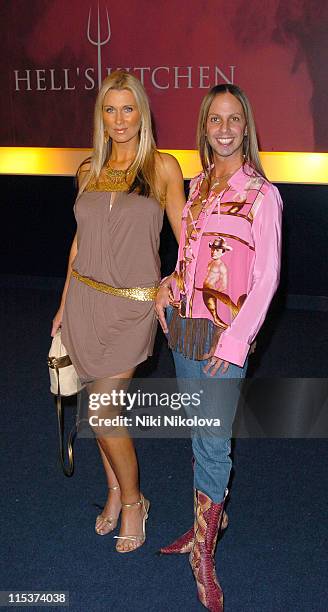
121, 496, 143, 508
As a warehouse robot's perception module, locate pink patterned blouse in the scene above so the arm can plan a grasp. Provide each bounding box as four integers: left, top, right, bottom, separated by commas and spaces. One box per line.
169, 163, 283, 367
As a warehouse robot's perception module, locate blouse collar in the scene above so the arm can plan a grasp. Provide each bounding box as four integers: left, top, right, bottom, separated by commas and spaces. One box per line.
198, 162, 259, 193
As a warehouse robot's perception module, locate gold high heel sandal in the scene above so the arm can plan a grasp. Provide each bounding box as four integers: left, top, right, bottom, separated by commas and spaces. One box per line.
114, 494, 150, 553
95, 485, 121, 536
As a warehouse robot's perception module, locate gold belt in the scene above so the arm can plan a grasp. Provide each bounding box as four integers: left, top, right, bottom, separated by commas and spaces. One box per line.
72, 270, 158, 302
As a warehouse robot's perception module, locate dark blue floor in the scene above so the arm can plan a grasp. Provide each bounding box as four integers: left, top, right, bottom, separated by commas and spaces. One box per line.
1, 283, 327, 611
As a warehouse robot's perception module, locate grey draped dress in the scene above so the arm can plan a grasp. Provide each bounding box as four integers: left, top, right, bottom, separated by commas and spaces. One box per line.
61, 190, 163, 383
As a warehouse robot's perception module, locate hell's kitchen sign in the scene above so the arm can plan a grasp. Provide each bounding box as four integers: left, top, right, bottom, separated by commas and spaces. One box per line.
1, 0, 327, 151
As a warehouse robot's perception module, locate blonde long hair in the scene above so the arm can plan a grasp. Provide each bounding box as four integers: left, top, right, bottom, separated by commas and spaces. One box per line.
78, 70, 161, 200
197, 84, 267, 180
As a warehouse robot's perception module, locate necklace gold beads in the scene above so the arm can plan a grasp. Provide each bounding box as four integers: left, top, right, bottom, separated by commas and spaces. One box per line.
85, 160, 134, 192
104, 161, 133, 191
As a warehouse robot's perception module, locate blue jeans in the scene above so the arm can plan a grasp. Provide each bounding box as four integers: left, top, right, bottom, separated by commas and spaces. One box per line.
169, 310, 248, 503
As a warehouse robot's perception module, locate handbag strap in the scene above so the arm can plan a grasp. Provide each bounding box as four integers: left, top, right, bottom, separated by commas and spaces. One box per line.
54, 367, 77, 477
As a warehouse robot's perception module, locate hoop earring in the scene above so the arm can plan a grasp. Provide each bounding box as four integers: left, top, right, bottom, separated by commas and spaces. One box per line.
104, 130, 109, 143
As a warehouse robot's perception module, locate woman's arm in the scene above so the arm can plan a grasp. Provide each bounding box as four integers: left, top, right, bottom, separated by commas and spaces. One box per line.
157, 152, 186, 242
51, 163, 91, 336
154, 153, 185, 332
155, 275, 176, 334
51, 233, 78, 336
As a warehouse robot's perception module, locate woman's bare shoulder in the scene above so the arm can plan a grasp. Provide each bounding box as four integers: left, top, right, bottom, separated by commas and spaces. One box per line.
76, 158, 91, 187
155, 151, 183, 181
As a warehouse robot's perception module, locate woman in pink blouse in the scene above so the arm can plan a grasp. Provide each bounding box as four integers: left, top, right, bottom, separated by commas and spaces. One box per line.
155, 84, 283, 611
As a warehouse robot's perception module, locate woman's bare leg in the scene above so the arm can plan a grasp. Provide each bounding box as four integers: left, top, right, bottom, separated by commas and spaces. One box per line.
88, 369, 148, 551
94, 442, 121, 535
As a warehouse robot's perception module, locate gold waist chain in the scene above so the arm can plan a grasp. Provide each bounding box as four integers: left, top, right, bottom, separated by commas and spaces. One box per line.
72, 270, 158, 302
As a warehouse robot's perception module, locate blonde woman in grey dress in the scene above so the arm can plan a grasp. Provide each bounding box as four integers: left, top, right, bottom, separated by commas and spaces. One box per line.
51, 71, 185, 553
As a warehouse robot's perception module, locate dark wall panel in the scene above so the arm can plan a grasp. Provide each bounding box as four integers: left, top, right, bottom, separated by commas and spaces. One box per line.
0, 176, 327, 298
278, 184, 328, 296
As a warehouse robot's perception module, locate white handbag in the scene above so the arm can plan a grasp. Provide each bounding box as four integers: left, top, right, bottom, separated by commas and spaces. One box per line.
48, 329, 83, 476
48, 330, 83, 396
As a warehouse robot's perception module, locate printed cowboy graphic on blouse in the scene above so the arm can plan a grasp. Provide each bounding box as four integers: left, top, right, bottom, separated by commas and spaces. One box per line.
170, 164, 283, 367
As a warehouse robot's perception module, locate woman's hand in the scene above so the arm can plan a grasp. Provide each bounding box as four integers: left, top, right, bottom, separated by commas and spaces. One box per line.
202, 348, 230, 377
155, 286, 172, 334
51, 307, 64, 337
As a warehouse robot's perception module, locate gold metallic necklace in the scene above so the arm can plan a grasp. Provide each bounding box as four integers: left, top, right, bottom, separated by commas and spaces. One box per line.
104, 161, 133, 191
85, 160, 135, 192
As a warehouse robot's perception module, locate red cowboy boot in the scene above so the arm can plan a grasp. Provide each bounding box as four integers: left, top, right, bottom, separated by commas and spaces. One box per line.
159, 488, 196, 555
159, 525, 194, 555
159, 507, 228, 555
159, 460, 227, 555
189, 490, 225, 612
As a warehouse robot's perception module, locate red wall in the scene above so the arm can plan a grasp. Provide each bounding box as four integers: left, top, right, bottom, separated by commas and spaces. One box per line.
1, 0, 327, 151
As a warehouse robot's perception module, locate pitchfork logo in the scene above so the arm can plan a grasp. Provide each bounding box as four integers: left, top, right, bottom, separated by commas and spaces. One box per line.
87, 5, 111, 90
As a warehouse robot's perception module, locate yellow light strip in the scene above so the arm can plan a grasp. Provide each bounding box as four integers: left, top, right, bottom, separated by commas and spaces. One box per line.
259, 151, 328, 185
0, 147, 327, 183
0, 147, 91, 177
